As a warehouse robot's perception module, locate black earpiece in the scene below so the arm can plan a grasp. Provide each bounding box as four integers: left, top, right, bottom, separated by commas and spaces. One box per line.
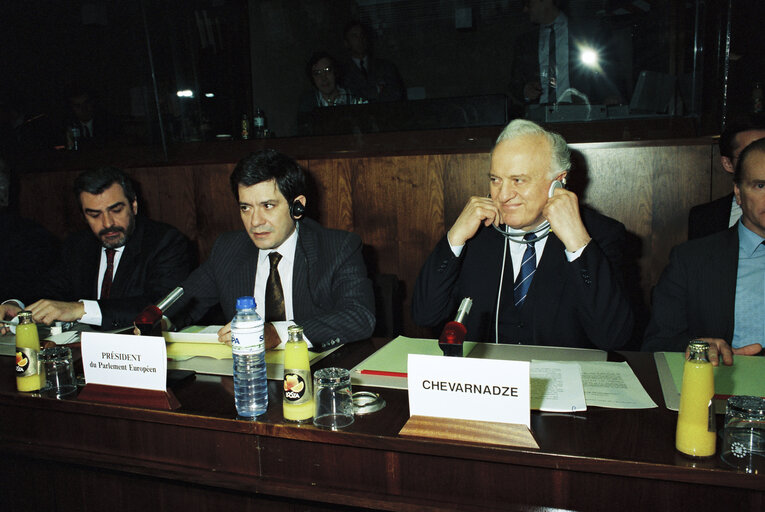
290, 200, 305, 220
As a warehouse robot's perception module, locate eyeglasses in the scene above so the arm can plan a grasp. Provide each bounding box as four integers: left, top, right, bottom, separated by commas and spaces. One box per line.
312, 66, 333, 77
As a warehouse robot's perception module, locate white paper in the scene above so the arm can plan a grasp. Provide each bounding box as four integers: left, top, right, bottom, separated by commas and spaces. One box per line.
530, 361, 587, 412
81, 332, 167, 391
579, 361, 657, 409
407, 354, 530, 427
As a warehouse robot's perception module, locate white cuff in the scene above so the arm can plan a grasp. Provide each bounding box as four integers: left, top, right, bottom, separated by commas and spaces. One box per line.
79, 299, 103, 326
564, 240, 590, 262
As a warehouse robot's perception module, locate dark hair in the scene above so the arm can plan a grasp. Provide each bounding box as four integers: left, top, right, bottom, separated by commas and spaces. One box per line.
73, 166, 136, 205
720, 113, 765, 158
734, 136, 765, 184
230, 149, 306, 202
305, 51, 338, 83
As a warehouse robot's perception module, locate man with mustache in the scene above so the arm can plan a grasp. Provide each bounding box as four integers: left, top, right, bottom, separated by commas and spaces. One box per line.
0, 167, 192, 330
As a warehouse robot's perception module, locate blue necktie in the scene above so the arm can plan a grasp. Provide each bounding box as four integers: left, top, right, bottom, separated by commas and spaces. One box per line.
513, 234, 537, 308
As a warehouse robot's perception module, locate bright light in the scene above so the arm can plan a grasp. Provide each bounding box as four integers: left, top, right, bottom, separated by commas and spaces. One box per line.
176, 90, 194, 98
580, 48, 599, 68
204, 92, 215, 98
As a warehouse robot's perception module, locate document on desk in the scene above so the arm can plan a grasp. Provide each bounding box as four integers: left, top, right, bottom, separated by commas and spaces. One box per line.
578, 361, 657, 409
530, 361, 587, 412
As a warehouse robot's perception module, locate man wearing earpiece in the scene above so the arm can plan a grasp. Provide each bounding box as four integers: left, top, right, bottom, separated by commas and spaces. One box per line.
412, 119, 633, 350
165, 149, 375, 351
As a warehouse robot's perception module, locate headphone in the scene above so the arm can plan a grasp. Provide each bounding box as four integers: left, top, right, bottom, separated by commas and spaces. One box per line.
289, 199, 305, 220
491, 178, 566, 244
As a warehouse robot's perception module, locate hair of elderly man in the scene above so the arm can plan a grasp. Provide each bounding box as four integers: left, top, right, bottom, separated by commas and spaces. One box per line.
734, 136, 765, 184
494, 119, 571, 179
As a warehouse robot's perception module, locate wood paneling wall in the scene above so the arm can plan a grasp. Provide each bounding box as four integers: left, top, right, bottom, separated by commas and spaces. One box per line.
17, 139, 723, 339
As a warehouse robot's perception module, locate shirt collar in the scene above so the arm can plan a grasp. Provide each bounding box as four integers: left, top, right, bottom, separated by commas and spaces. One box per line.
258, 222, 299, 266
737, 221, 765, 257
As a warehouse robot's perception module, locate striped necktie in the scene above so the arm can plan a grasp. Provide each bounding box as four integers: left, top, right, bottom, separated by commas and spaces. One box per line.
265, 252, 286, 322
513, 233, 538, 308
100, 248, 116, 299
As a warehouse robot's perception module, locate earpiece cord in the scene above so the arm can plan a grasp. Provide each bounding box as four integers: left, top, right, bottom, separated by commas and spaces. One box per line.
491, 222, 552, 243
495, 237, 508, 345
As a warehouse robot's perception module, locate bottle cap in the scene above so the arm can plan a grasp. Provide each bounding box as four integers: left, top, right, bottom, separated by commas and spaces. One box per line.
236, 296, 255, 310
287, 325, 303, 335
17, 311, 34, 324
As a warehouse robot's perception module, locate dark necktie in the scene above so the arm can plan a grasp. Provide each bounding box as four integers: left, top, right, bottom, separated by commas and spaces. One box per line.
359, 59, 368, 79
513, 234, 537, 308
547, 24, 557, 103
265, 252, 286, 322
100, 248, 116, 299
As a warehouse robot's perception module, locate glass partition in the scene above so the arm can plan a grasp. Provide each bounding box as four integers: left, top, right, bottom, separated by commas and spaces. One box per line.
1, 0, 761, 158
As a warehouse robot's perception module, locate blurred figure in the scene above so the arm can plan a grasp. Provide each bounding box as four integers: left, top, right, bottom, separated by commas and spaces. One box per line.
65, 86, 122, 149
340, 21, 405, 103
299, 52, 367, 112
509, 0, 622, 110
0, 90, 55, 161
0, 159, 60, 305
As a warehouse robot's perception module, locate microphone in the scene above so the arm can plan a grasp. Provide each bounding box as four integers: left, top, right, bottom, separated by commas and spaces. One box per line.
438, 297, 472, 357
133, 287, 184, 335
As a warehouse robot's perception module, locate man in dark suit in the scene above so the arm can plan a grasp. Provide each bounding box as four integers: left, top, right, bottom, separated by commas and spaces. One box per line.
167, 149, 375, 351
340, 21, 405, 103
0, 167, 192, 330
687, 114, 765, 239
412, 119, 633, 350
644, 138, 765, 365
509, 0, 622, 110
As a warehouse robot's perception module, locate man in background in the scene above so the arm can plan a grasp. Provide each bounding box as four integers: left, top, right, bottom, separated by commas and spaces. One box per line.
688, 113, 765, 239
644, 137, 765, 364
340, 21, 405, 103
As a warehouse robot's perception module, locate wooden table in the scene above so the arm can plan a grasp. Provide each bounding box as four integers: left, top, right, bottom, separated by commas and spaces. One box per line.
0, 340, 762, 511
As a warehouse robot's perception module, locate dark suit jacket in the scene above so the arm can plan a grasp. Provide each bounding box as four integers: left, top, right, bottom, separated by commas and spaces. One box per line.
168, 218, 375, 351
642, 227, 738, 352
340, 56, 405, 102
43, 216, 192, 329
411, 208, 633, 350
687, 193, 734, 240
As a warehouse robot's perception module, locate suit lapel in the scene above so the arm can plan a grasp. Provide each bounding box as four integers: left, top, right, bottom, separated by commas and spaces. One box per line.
292, 221, 318, 316
110, 218, 145, 298
526, 234, 566, 333
717, 227, 739, 341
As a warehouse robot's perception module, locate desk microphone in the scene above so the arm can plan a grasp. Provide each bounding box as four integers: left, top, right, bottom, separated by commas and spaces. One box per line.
133, 287, 184, 335
439, 297, 472, 357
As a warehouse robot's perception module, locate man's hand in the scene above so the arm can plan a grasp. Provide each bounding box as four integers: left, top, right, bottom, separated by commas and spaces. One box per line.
27, 300, 84, 326
543, 188, 591, 252
0, 303, 22, 335
447, 196, 501, 248
687, 338, 763, 367
523, 82, 542, 102
217, 322, 281, 350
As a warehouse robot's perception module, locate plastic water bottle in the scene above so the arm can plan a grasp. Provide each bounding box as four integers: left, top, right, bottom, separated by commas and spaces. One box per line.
231, 296, 268, 418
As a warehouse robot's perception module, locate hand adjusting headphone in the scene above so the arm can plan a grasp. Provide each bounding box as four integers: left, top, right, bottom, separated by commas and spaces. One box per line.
491, 178, 566, 244
289, 200, 305, 220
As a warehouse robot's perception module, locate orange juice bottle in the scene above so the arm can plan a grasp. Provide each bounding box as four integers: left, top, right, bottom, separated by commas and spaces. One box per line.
282, 325, 314, 422
15, 311, 45, 392
675, 340, 716, 457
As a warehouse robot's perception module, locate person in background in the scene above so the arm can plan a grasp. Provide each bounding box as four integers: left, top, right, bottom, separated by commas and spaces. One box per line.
412, 119, 633, 350
0, 167, 192, 331
340, 21, 405, 103
165, 149, 375, 351
688, 113, 765, 239
65, 86, 122, 149
0, 159, 60, 305
643, 137, 765, 365
299, 51, 367, 112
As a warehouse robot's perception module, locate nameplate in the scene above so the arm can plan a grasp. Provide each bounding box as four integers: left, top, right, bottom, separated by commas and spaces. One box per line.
407, 354, 530, 427
81, 332, 167, 391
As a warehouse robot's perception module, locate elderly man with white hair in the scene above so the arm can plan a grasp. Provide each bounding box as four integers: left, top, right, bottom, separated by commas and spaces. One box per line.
412, 119, 633, 350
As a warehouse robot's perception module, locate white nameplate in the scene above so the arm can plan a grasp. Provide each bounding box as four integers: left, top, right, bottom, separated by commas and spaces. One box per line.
407, 354, 530, 427
81, 332, 167, 391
